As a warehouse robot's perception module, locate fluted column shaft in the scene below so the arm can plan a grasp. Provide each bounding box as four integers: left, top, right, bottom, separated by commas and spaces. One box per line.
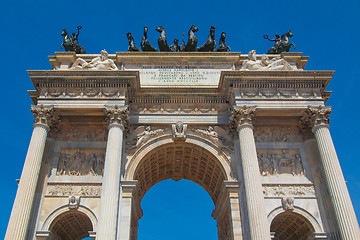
97, 106, 128, 240
232, 106, 270, 240
314, 125, 360, 238
305, 106, 360, 239
5, 105, 55, 240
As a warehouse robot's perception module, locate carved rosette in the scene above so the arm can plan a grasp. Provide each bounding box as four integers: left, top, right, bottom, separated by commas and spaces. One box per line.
301, 106, 331, 133
104, 105, 129, 130
31, 105, 58, 131
231, 105, 256, 131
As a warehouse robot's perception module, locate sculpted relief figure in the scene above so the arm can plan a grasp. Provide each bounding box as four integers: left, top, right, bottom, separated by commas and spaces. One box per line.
56, 149, 105, 176
192, 126, 232, 150
281, 197, 294, 211
241, 50, 297, 71
128, 126, 167, 149
172, 121, 187, 141
69, 50, 118, 70
257, 149, 305, 176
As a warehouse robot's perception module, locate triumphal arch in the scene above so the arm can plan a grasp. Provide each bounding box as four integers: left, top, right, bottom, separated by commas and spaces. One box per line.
5, 50, 360, 240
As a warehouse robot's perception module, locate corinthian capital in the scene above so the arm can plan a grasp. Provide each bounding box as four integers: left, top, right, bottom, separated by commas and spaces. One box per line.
231, 105, 256, 130
31, 105, 58, 128
301, 105, 331, 131
104, 105, 129, 129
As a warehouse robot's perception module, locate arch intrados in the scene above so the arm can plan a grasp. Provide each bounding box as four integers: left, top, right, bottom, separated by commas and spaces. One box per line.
126, 137, 231, 203
268, 206, 322, 233
49, 210, 93, 240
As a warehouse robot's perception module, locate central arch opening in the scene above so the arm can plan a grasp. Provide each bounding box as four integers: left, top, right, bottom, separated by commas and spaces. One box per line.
138, 179, 218, 240
127, 142, 236, 240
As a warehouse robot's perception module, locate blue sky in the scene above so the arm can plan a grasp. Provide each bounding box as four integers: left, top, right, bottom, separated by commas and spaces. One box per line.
0, 0, 359, 239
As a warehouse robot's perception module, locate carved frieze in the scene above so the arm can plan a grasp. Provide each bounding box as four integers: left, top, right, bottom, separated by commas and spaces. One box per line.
257, 149, 305, 176
56, 125, 107, 141
56, 148, 105, 176
127, 126, 167, 149
263, 184, 315, 197
46, 183, 101, 196
254, 127, 302, 142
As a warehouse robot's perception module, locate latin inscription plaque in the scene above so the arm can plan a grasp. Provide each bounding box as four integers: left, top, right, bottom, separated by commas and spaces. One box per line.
126, 64, 232, 87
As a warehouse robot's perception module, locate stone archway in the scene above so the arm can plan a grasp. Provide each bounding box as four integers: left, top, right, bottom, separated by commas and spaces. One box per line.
49, 210, 93, 240
122, 141, 241, 240
270, 211, 315, 240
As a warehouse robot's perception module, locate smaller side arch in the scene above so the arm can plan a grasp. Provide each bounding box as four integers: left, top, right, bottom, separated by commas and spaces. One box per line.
41, 204, 98, 232
268, 206, 323, 235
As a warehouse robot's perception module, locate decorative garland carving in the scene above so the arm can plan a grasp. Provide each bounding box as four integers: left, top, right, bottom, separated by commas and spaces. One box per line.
237, 89, 322, 100
46, 183, 101, 196
263, 185, 315, 197
40, 88, 125, 99
131, 105, 228, 114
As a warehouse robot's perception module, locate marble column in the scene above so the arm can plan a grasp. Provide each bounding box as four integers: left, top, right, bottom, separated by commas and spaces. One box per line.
5, 105, 56, 240
304, 106, 360, 239
96, 105, 128, 240
231, 106, 270, 240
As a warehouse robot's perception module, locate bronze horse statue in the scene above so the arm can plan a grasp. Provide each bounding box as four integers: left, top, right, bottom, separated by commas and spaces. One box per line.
197, 25, 216, 52
141, 26, 157, 51
61, 26, 86, 54
265, 30, 295, 54
155, 26, 170, 52
214, 32, 231, 52
184, 25, 199, 52
127, 32, 140, 51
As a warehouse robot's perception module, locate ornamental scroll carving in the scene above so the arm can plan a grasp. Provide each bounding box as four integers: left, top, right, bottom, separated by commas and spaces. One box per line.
40, 88, 125, 99
257, 149, 305, 176
191, 126, 233, 150
254, 127, 302, 142
127, 126, 167, 149
263, 185, 315, 197
46, 184, 101, 196
237, 89, 321, 100
56, 148, 105, 176
132, 105, 228, 114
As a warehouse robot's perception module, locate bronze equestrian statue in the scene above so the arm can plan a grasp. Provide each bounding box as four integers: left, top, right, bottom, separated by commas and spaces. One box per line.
61, 26, 86, 54
264, 30, 296, 54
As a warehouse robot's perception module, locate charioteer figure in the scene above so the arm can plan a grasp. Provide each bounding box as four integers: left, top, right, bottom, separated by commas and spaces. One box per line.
61, 26, 86, 54
264, 30, 296, 54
